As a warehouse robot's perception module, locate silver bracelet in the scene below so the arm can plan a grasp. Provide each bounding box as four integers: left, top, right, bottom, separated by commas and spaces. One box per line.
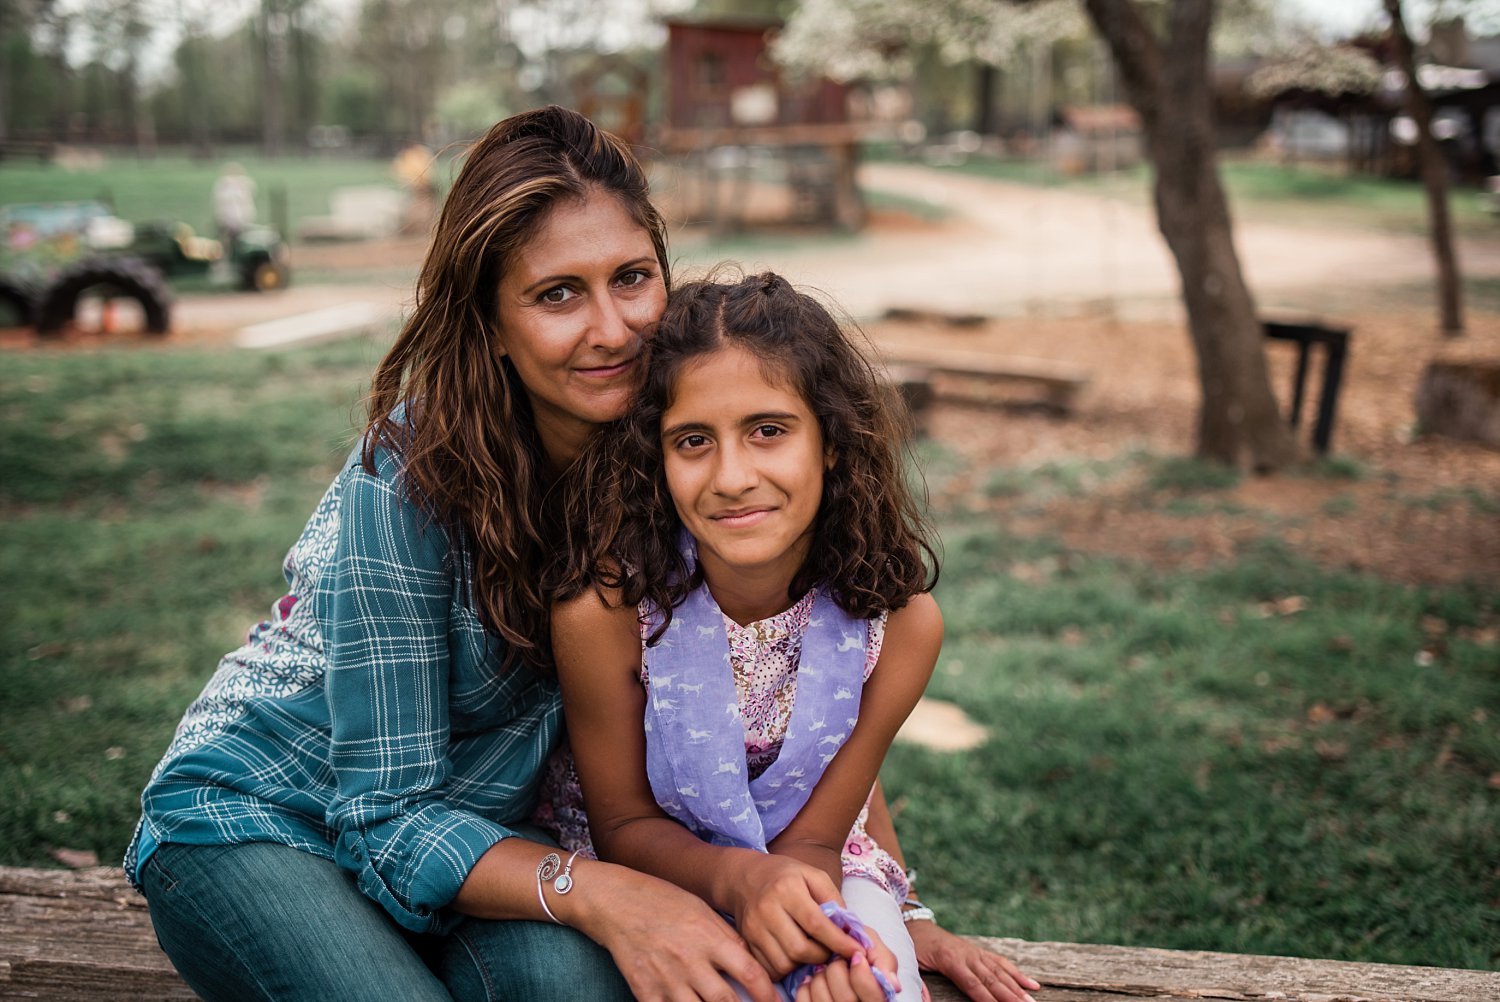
535, 849, 582, 924
902, 904, 936, 924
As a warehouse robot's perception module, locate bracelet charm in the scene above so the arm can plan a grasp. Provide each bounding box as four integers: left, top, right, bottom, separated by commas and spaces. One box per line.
554, 849, 581, 895
536, 852, 563, 924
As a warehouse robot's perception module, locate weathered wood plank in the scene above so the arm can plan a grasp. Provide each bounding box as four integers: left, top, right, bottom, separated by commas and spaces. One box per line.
3, 867, 1496, 1001
879, 348, 1090, 413
881, 348, 1091, 389
0, 867, 194, 1000
927, 938, 1500, 1002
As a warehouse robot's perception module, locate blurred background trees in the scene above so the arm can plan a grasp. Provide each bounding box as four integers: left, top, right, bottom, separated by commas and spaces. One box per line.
0, 0, 664, 154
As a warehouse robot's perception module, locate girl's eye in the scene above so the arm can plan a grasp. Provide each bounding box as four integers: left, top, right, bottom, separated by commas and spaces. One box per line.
752, 424, 785, 440
540, 285, 576, 304
677, 433, 710, 451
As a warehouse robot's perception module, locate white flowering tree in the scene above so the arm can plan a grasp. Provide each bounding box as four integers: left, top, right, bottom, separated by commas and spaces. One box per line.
779, 0, 1301, 470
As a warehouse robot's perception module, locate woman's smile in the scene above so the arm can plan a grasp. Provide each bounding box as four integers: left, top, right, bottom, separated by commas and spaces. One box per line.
494, 188, 667, 465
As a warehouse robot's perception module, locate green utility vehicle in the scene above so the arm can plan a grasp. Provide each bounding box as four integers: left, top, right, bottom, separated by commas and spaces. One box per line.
0, 200, 290, 336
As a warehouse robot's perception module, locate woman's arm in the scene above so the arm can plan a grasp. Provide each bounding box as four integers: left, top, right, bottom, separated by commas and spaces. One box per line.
553, 587, 871, 981
319, 453, 530, 930
454, 836, 778, 1002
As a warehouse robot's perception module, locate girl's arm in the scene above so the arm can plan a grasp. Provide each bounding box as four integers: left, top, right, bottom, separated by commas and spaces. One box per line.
863, 784, 1041, 1002
554, 587, 871, 981
767, 593, 943, 880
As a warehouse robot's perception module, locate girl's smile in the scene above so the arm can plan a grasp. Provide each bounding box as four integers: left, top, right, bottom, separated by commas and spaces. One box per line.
661, 345, 828, 619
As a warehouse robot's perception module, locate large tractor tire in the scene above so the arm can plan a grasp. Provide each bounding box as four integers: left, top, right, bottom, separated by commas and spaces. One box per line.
0, 276, 37, 329
35, 256, 172, 338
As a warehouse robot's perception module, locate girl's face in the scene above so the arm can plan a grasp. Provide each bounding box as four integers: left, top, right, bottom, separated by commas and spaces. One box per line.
661, 344, 828, 596
495, 188, 667, 465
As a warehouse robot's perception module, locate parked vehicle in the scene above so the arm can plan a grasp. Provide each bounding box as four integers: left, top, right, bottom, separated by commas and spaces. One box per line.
0, 200, 290, 336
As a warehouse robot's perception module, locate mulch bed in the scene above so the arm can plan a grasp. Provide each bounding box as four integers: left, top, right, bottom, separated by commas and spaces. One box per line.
868, 308, 1500, 588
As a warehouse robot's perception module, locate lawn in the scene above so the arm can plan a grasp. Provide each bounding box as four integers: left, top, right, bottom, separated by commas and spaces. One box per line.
0, 152, 411, 240
1, 337, 1494, 971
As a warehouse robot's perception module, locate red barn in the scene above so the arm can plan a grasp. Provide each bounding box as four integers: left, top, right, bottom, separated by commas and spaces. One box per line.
657, 14, 867, 230
663, 14, 851, 130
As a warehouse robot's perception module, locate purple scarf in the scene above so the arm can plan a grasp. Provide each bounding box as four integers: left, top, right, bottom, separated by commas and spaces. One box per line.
641, 566, 869, 851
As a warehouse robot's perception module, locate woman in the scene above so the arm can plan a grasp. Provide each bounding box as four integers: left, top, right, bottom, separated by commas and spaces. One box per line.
127, 106, 1033, 1002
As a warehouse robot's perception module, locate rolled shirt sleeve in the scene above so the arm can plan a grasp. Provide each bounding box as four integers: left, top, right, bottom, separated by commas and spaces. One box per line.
316, 451, 519, 933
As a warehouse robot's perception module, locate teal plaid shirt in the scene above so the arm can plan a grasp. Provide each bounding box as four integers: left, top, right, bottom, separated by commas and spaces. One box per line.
127, 444, 562, 934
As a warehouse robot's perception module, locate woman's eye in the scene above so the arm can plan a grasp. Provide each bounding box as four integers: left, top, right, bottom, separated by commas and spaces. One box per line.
540, 285, 576, 304
616, 269, 648, 288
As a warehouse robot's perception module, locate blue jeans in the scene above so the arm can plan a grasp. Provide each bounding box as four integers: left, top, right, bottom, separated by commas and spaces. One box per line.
140, 840, 632, 1002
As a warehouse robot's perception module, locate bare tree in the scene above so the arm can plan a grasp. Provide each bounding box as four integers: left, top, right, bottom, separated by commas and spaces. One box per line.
257, 0, 289, 156
1384, 0, 1464, 336
1081, 0, 1298, 467
780, 0, 1301, 468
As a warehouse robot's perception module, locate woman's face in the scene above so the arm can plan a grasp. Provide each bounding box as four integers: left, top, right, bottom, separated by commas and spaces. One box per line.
495, 188, 667, 465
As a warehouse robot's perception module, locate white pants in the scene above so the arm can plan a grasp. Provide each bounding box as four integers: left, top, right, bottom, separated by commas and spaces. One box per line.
734, 875, 923, 1001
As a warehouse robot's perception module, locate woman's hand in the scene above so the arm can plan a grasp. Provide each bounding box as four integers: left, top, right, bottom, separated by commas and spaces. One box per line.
906, 919, 1038, 1002
576, 861, 779, 1002
727, 854, 870, 978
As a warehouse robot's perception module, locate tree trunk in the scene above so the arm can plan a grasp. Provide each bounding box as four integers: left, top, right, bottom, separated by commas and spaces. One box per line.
259, 1, 286, 157
975, 62, 998, 135
1082, 0, 1299, 469
1384, 0, 1464, 337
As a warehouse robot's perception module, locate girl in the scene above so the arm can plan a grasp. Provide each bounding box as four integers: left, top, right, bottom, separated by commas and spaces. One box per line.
550, 272, 945, 1002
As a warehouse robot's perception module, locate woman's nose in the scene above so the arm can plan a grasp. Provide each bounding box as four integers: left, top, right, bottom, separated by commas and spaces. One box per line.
590, 293, 634, 350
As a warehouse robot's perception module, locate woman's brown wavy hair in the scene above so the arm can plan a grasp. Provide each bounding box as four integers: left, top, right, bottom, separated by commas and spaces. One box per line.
565, 271, 938, 640
361, 105, 669, 675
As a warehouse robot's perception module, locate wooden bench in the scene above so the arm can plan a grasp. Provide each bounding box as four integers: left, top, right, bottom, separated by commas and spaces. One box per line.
881, 348, 1090, 415
4, 866, 1496, 1001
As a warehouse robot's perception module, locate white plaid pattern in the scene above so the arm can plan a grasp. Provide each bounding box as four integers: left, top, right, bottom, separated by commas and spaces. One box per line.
128, 446, 561, 934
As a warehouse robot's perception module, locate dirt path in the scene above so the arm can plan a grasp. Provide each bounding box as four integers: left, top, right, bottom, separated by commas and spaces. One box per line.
724, 162, 1500, 322
7, 162, 1496, 587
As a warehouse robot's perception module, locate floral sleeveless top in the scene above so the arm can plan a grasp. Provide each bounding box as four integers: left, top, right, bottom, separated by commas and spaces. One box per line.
534, 589, 909, 901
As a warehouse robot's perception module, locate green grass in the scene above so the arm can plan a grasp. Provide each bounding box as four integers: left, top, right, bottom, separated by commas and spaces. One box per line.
1, 337, 384, 865
0, 153, 404, 240
1, 343, 1496, 970
899, 526, 1499, 970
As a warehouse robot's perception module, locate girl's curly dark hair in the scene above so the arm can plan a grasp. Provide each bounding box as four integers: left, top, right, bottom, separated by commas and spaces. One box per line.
557, 271, 938, 638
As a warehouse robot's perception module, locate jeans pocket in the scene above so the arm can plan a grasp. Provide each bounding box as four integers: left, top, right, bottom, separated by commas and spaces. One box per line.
141, 846, 182, 895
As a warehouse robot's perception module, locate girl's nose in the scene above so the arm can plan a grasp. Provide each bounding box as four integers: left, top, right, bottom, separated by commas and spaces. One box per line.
711, 442, 758, 496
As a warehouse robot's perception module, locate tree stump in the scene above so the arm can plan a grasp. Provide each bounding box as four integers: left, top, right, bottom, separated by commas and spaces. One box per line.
1415, 358, 1500, 449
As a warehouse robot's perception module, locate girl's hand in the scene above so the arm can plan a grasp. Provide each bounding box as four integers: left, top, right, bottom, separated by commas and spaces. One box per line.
728, 855, 865, 977
581, 862, 779, 1002
907, 919, 1039, 1002
793, 950, 899, 1002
